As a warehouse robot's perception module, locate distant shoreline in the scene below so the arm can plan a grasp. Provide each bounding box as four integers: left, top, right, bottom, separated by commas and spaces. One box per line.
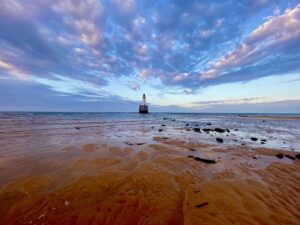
0, 111, 299, 115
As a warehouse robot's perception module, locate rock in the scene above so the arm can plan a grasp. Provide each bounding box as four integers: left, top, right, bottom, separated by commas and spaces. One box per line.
193, 156, 216, 164
161, 124, 166, 126
124, 141, 134, 146
151, 126, 155, 129
186, 128, 191, 131
252, 156, 257, 159
284, 154, 296, 160
185, 123, 189, 126
195, 202, 209, 208
216, 138, 223, 143
241, 143, 246, 146
163, 117, 168, 120
137, 143, 145, 145
234, 128, 239, 131
74, 127, 80, 130
195, 124, 199, 127
203, 128, 212, 132
206, 123, 212, 126
189, 148, 196, 151
193, 128, 201, 133
214, 128, 226, 133
187, 155, 194, 158
260, 142, 265, 144
171, 119, 176, 121
162, 137, 169, 140
158, 129, 163, 132
261, 139, 267, 142
295, 153, 300, 159
250, 137, 258, 141
276, 154, 284, 159
64, 200, 70, 206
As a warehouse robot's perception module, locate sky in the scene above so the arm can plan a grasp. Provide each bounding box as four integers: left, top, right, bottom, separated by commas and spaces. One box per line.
0, 0, 300, 113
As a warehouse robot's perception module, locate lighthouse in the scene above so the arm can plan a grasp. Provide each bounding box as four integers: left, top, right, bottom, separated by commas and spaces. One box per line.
139, 93, 149, 113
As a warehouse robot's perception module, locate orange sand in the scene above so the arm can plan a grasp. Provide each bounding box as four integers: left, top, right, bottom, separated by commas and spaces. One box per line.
0, 138, 299, 225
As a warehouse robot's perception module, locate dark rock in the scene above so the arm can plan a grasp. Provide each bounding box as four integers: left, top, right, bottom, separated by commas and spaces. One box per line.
216, 138, 223, 143
189, 148, 196, 151
295, 153, 300, 159
171, 119, 176, 122
261, 139, 267, 142
193, 128, 201, 133
202, 128, 212, 133
195, 202, 209, 208
193, 157, 216, 164
226, 129, 230, 133
161, 124, 166, 126
252, 156, 257, 159
234, 129, 239, 131
250, 137, 258, 141
163, 117, 168, 120
195, 124, 199, 127
124, 142, 134, 146
260, 142, 265, 145
214, 128, 226, 133
276, 154, 284, 159
284, 154, 296, 160
162, 137, 169, 140
74, 127, 80, 130
186, 128, 191, 131
185, 124, 189, 126
241, 143, 246, 146
187, 155, 194, 158
151, 126, 155, 129
206, 123, 212, 126
158, 129, 163, 132
137, 143, 145, 145
233, 139, 238, 142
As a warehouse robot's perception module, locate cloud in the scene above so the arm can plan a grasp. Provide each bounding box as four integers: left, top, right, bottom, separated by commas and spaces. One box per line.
0, 59, 26, 80
190, 98, 265, 108
199, 4, 300, 85
198, 99, 300, 113
0, 0, 299, 112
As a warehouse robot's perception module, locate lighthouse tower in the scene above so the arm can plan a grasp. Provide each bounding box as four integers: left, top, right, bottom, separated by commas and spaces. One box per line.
139, 93, 149, 113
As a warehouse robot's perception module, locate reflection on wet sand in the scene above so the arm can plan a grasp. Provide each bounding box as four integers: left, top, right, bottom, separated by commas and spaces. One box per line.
0, 137, 299, 225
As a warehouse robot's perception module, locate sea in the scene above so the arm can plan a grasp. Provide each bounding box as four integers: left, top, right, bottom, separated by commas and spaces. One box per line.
0, 112, 299, 156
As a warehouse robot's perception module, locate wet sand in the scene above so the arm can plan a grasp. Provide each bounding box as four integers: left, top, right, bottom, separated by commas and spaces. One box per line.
0, 137, 299, 225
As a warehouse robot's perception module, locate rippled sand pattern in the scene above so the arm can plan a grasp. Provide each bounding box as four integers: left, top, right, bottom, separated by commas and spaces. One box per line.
0, 137, 300, 225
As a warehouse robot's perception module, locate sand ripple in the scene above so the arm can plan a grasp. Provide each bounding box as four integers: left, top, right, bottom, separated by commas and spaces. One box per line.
0, 140, 299, 225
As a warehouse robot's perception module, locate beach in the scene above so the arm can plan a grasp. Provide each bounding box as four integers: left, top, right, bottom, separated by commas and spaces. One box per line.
0, 113, 299, 225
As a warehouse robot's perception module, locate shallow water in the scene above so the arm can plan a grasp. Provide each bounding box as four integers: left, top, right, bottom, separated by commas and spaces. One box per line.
0, 112, 299, 225
0, 112, 299, 155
